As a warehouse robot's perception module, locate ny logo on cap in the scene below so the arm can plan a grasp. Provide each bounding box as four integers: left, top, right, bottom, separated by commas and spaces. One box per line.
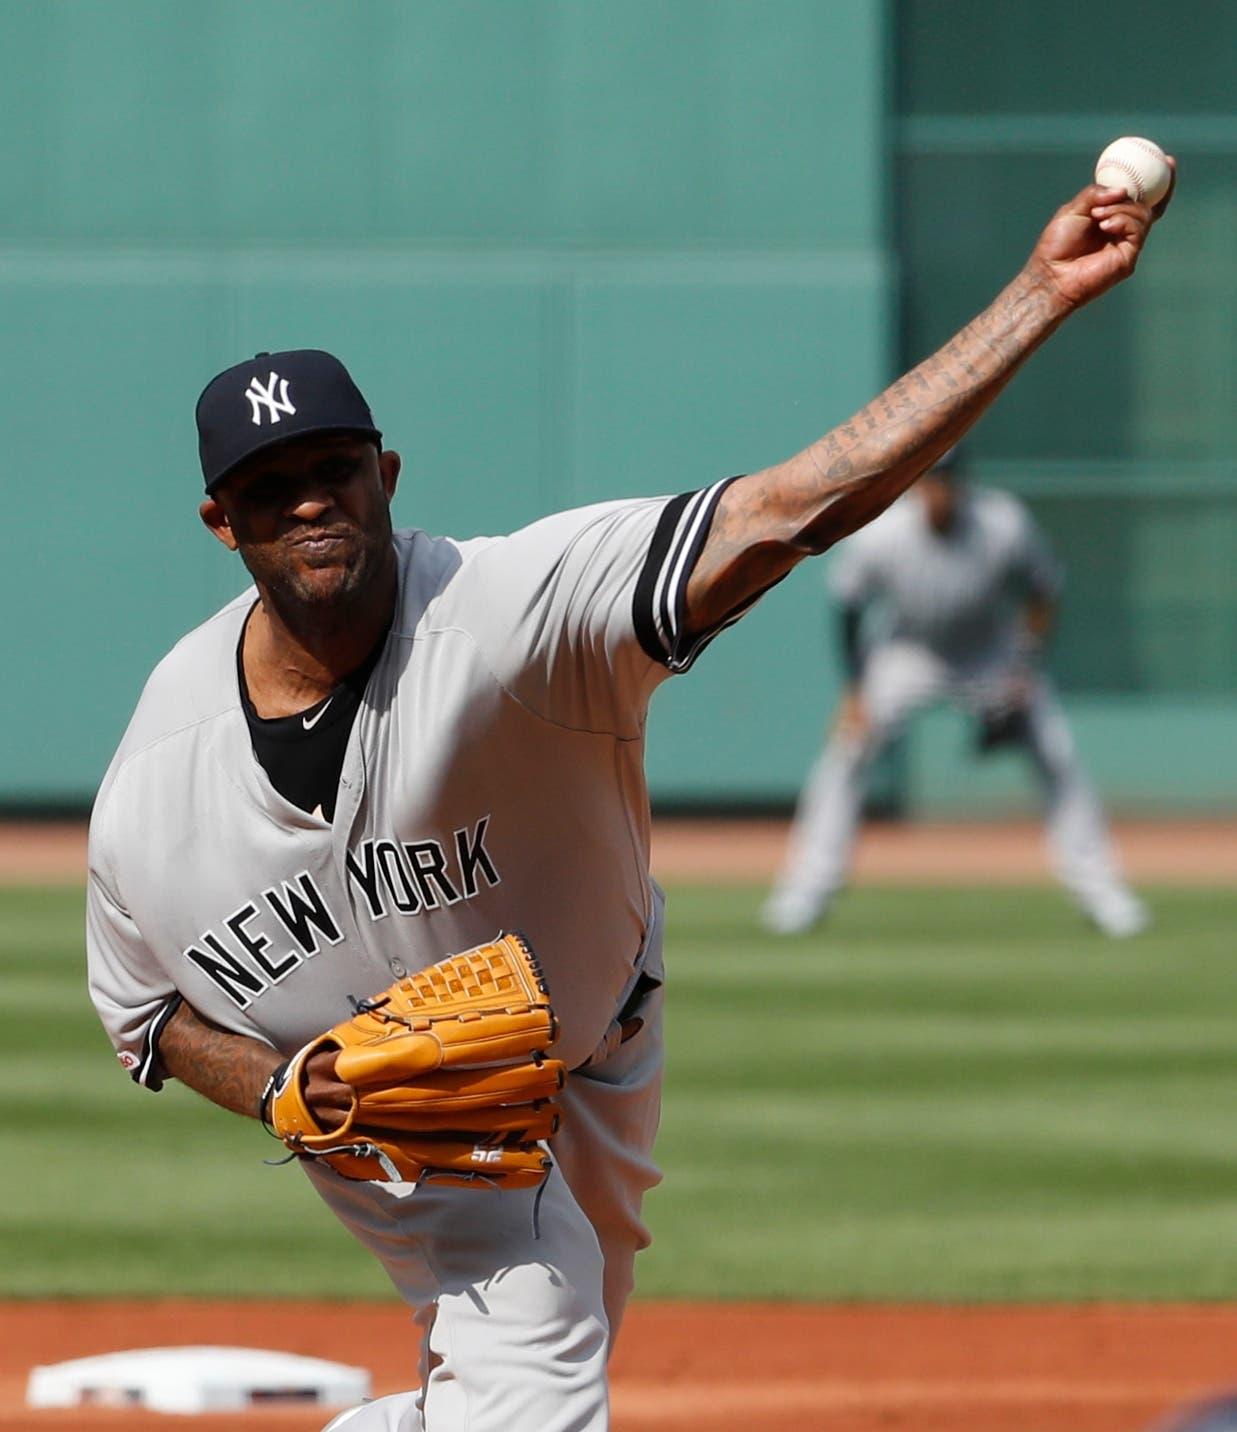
245, 371, 297, 427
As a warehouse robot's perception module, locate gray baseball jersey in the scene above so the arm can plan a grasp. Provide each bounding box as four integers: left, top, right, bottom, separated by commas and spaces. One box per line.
828, 485, 1062, 665
88, 483, 734, 1084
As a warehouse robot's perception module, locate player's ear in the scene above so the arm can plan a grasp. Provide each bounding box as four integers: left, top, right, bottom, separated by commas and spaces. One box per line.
378, 449, 401, 503
199, 496, 240, 551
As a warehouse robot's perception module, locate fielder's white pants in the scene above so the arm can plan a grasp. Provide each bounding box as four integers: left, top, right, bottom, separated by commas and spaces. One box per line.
768, 641, 1139, 925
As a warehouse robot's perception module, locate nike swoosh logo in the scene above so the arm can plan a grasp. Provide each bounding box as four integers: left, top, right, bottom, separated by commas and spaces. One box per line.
302, 699, 333, 731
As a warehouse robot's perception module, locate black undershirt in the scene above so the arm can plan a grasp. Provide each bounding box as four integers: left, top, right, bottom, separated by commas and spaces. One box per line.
838, 604, 863, 680
238, 614, 389, 822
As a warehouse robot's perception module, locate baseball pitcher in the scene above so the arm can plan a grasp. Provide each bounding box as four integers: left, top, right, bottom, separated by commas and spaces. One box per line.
87, 174, 1171, 1431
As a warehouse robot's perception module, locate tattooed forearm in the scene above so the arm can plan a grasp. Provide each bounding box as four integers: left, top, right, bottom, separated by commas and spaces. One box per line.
158, 999, 283, 1119
684, 266, 1069, 635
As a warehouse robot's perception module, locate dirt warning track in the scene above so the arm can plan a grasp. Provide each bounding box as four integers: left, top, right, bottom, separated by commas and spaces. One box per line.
4, 818, 1235, 887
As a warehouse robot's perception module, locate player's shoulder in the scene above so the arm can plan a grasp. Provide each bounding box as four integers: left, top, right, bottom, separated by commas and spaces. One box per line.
106, 593, 251, 771
968, 485, 1037, 541
148, 590, 250, 701
845, 498, 915, 556
93, 591, 253, 844
390, 527, 472, 624
825, 503, 907, 602
392, 499, 644, 569
970, 484, 1030, 522
467, 496, 662, 554
389, 522, 528, 633
401, 498, 665, 605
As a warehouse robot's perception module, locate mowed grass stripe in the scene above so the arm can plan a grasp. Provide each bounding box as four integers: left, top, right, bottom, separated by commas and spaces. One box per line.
664, 1088, 1237, 1154
644, 882, 1237, 1299
636, 1203, 1237, 1301
6, 881, 1237, 1299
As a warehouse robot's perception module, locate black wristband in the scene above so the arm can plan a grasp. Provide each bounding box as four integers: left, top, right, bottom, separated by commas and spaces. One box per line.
839, 605, 863, 681
258, 1061, 288, 1134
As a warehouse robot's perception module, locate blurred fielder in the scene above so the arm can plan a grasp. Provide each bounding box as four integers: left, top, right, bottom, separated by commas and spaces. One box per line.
762, 450, 1150, 939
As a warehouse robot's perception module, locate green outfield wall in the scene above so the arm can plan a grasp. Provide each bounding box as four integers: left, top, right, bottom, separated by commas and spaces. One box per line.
890, 0, 1236, 814
1, 0, 1233, 813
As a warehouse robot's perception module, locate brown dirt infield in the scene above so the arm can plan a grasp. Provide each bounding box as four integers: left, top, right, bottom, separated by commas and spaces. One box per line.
648, 817, 1237, 886
3, 817, 1235, 886
6, 1299, 1237, 1430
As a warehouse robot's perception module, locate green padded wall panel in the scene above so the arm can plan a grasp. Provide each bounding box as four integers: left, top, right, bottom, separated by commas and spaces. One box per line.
0, 0, 892, 802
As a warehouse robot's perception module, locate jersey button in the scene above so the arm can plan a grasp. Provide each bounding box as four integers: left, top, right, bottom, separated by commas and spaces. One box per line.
389, 959, 407, 978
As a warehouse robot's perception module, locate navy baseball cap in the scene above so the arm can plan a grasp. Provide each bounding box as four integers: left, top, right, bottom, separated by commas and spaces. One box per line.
196, 349, 382, 493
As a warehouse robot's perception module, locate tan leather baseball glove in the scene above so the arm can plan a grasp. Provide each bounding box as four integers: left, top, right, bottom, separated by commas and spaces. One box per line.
264, 932, 564, 1189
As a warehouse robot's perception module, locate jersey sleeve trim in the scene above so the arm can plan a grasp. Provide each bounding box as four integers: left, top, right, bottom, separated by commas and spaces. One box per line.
135, 992, 182, 1092
633, 477, 744, 673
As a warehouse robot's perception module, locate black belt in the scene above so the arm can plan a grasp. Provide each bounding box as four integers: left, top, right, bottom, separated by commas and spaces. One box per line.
570, 971, 663, 1072
617, 970, 662, 1026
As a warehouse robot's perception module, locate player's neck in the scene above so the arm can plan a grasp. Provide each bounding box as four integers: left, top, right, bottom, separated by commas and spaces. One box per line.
243, 568, 395, 718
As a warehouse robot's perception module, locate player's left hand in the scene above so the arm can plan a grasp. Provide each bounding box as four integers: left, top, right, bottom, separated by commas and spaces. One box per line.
302, 1045, 354, 1133
1026, 161, 1175, 312
265, 932, 565, 1189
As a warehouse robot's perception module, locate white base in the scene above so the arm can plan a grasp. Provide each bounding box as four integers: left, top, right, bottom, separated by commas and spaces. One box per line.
27, 1345, 371, 1414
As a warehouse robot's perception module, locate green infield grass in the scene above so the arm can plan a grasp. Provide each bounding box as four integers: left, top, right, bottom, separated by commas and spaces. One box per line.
5, 880, 1237, 1300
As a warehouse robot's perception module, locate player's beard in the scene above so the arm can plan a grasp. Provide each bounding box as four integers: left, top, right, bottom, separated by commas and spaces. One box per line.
240, 510, 395, 630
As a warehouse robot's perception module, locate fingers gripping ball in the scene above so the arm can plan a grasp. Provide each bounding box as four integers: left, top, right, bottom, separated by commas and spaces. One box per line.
266, 932, 566, 1188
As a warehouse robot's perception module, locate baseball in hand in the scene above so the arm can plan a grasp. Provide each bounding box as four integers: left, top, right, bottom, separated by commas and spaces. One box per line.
1094, 137, 1171, 206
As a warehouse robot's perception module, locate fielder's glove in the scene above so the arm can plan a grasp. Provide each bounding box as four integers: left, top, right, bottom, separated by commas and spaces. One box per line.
263, 932, 564, 1189
974, 703, 1032, 754
974, 660, 1038, 755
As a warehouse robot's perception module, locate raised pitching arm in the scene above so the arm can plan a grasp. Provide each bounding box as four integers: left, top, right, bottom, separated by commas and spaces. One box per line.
684, 175, 1173, 637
